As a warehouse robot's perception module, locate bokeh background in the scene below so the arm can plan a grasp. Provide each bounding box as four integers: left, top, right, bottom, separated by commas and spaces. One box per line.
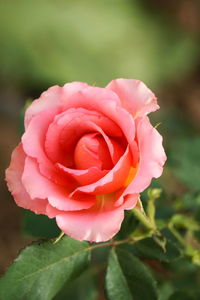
1, 0, 200, 298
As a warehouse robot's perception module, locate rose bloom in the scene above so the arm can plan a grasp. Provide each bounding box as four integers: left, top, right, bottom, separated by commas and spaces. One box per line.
6, 79, 166, 242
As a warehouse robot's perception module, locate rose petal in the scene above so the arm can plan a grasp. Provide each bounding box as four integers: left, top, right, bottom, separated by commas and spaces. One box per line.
61, 86, 136, 148
56, 206, 124, 242
74, 133, 113, 170
22, 108, 72, 186
88, 124, 124, 166
57, 164, 108, 186
121, 116, 167, 196
46, 203, 61, 218
25, 82, 89, 129
55, 190, 138, 242
71, 146, 132, 196
22, 157, 95, 211
24, 86, 62, 129
106, 137, 125, 165
5, 144, 48, 214
122, 193, 139, 209
106, 78, 159, 117
60, 116, 126, 170
45, 107, 123, 166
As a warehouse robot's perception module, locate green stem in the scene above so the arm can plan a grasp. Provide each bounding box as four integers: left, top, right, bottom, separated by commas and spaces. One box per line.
168, 223, 195, 255
132, 208, 156, 232
147, 198, 156, 226
90, 237, 135, 250
146, 188, 162, 227
53, 231, 65, 244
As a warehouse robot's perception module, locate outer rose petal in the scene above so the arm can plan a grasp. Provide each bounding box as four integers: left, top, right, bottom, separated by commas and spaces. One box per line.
56, 207, 124, 242
106, 78, 159, 117
22, 157, 95, 211
23, 108, 59, 163
55, 191, 139, 242
123, 193, 139, 209
25, 86, 63, 129
25, 82, 88, 129
123, 116, 167, 195
22, 108, 73, 186
5, 144, 48, 214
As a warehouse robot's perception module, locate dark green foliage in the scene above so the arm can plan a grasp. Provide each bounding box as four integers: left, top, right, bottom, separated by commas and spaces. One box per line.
116, 210, 138, 239
22, 210, 60, 238
0, 237, 90, 300
106, 247, 158, 300
131, 237, 181, 262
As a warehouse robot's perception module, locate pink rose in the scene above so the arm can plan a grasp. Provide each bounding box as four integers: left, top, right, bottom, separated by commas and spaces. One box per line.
6, 79, 166, 242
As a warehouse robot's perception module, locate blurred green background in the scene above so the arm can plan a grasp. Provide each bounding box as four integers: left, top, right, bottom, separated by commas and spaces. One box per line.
1, 0, 200, 299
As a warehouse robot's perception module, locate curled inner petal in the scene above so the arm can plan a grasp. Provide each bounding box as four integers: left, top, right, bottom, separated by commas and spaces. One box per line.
44, 107, 123, 167
71, 146, 132, 196
74, 133, 113, 170
56, 164, 109, 186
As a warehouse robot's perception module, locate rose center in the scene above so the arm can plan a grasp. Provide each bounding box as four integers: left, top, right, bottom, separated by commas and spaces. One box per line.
74, 133, 113, 170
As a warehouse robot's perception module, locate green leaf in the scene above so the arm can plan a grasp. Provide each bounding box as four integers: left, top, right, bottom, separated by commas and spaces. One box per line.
22, 210, 60, 238
0, 236, 90, 300
106, 248, 158, 300
132, 237, 181, 262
